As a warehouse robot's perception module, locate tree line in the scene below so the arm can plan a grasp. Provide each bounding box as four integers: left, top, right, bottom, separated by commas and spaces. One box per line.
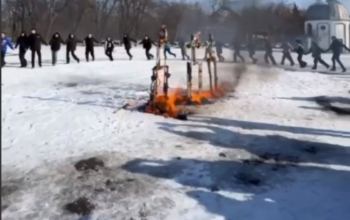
1, 0, 307, 42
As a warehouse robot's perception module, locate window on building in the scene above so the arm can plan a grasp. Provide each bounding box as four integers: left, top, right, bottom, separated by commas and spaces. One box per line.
307, 23, 313, 36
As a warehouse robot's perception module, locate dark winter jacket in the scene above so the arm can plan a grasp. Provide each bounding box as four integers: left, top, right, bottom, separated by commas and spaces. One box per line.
232, 41, 241, 52
281, 42, 293, 53
215, 41, 223, 54
122, 34, 136, 48
49, 33, 65, 51
294, 44, 305, 55
264, 39, 273, 53
247, 42, 256, 55
139, 37, 155, 49
306, 43, 324, 57
66, 34, 81, 51
84, 36, 99, 50
178, 38, 186, 48
15, 32, 28, 52
104, 39, 114, 51
327, 39, 349, 54
27, 33, 47, 51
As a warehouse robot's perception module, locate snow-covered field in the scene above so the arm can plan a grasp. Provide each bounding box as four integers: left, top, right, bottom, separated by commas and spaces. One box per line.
2, 46, 350, 220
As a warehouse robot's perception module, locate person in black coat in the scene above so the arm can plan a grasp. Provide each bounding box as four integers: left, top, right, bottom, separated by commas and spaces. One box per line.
15, 31, 28, 67
305, 41, 329, 70
104, 37, 114, 61
178, 37, 189, 60
122, 34, 136, 60
84, 34, 99, 61
294, 39, 307, 68
65, 34, 80, 64
263, 36, 276, 65
27, 28, 48, 68
232, 38, 244, 63
49, 32, 65, 66
139, 35, 156, 60
247, 39, 257, 64
326, 36, 350, 72
215, 40, 225, 62
280, 41, 294, 66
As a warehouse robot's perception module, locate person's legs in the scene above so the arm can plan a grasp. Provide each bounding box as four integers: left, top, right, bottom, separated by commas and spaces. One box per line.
319, 57, 329, 68
281, 53, 286, 65
1, 50, 5, 67
37, 50, 42, 67
238, 52, 245, 62
91, 49, 95, 61
269, 53, 277, 65
85, 49, 89, 61
126, 47, 132, 59
31, 50, 36, 68
312, 57, 318, 69
331, 54, 336, 70
334, 54, 345, 71
19, 50, 25, 67
71, 50, 79, 62
109, 50, 114, 61
51, 50, 57, 65
287, 53, 294, 66
264, 52, 269, 64
66, 50, 70, 63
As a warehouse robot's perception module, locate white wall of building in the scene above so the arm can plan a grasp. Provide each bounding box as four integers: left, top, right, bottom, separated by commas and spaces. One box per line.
305, 20, 350, 50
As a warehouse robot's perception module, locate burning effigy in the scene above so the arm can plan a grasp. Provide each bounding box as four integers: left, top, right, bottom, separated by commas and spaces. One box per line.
123, 30, 229, 120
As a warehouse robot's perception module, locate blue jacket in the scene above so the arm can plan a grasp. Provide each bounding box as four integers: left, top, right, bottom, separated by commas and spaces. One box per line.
1, 37, 14, 53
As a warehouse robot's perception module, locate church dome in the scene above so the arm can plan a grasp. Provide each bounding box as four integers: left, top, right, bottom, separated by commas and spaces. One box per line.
305, 0, 349, 21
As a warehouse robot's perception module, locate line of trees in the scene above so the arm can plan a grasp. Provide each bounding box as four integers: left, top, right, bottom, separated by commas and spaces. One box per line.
1, 0, 307, 42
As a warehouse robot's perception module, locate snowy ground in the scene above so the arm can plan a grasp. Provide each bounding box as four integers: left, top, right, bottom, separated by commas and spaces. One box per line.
1, 46, 350, 220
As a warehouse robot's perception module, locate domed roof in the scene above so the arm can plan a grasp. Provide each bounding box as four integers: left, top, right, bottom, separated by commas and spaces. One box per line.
306, 0, 349, 21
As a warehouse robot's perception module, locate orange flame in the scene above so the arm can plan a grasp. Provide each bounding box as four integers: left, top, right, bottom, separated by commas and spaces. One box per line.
145, 84, 229, 118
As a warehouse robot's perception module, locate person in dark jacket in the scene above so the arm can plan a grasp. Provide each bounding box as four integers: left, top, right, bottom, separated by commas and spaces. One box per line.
232, 38, 244, 63
163, 42, 176, 59
305, 41, 329, 70
104, 37, 114, 61
326, 36, 350, 72
49, 32, 65, 66
84, 34, 99, 61
27, 28, 47, 68
1, 32, 14, 68
216, 40, 226, 62
294, 39, 307, 68
263, 36, 276, 65
139, 35, 156, 60
247, 39, 257, 64
65, 34, 80, 63
122, 34, 136, 60
280, 41, 294, 66
178, 37, 189, 60
15, 31, 28, 67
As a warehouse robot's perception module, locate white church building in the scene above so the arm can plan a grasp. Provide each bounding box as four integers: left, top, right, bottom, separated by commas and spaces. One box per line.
305, 0, 350, 50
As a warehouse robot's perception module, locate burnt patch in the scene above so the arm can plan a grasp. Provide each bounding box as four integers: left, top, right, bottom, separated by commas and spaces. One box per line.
64, 197, 95, 215
74, 157, 105, 172
105, 178, 135, 191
